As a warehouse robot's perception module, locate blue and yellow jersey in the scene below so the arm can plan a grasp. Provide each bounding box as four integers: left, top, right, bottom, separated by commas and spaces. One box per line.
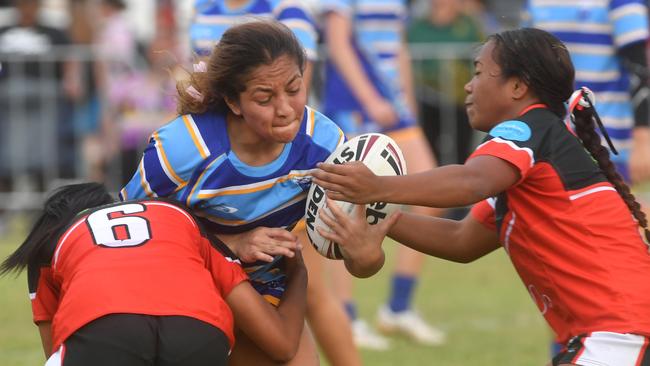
526, 0, 649, 169
120, 106, 344, 303
320, 0, 415, 135
190, 0, 318, 61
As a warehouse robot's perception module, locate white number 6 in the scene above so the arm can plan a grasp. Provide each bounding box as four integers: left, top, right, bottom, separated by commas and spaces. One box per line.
87, 203, 151, 247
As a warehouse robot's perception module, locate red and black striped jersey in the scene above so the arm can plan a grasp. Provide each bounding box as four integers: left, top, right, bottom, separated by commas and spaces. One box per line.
470, 105, 650, 343
28, 199, 247, 353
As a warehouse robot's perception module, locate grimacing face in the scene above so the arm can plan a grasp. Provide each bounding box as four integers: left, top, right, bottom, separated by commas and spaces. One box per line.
463, 41, 516, 132
229, 55, 307, 144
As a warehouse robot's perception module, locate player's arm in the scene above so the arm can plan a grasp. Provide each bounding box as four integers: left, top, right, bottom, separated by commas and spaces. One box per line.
322, 9, 398, 126
226, 252, 307, 362
398, 32, 418, 117
389, 211, 500, 263
313, 155, 519, 208
37, 322, 53, 358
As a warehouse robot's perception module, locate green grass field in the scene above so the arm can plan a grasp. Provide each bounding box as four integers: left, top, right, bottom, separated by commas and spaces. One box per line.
0, 215, 549, 366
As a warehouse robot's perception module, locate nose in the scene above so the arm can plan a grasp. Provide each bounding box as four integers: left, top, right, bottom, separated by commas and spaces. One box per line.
464, 80, 472, 94
275, 93, 293, 119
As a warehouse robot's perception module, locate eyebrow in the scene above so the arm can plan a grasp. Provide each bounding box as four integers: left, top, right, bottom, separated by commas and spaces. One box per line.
251, 73, 302, 94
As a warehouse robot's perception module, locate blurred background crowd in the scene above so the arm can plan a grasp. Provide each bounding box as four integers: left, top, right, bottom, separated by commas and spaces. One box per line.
0, 0, 524, 232
2, 0, 650, 364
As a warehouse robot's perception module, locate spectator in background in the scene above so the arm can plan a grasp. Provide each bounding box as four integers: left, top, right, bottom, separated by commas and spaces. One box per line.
320, 0, 446, 350
0, 0, 76, 233
94, 0, 137, 182
186, 2, 363, 364
67, 0, 102, 182
408, 0, 483, 167
526, 0, 650, 186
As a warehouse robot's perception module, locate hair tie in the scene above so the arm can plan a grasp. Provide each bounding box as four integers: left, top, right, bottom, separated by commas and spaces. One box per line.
569, 87, 618, 155
186, 85, 204, 102
568, 87, 595, 112
193, 61, 207, 73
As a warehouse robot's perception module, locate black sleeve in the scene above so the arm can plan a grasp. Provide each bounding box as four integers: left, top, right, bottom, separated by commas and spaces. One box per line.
618, 41, 649, 128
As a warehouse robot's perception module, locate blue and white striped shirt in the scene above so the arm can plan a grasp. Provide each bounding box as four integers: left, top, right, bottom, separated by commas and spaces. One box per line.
190, 0, 318, 60
526, 0, 649, 164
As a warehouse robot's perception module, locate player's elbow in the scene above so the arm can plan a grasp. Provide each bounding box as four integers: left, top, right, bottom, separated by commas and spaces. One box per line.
266, 341, 299, 363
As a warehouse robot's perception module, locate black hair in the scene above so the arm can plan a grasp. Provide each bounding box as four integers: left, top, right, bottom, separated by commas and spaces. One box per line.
488, 28, 575, 118
0, 183, 114, 276
572, 105, 650, 243
489, 28, 650, 243
177, 19, 306, 115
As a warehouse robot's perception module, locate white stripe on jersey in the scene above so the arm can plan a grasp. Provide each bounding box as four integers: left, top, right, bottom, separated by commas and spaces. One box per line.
197, 169, 314, 198
183, 115, 211, 158
530, 0, 607, 7
144, 202, 198, 229
534, 21, 611, 34
475, 137, 535, 168
569, 186, 617, 201
611, 3, 648, 22
53, 219, 87, 269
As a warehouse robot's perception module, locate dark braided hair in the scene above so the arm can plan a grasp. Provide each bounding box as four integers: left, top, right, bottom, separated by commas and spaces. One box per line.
572, 106, 650, 244
0, 183, 114, 276
490, 28, 650, 245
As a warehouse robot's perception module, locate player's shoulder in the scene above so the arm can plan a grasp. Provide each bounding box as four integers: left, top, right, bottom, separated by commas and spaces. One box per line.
155, 111, 229, 159
302, 106, 345, 152
488, 107, 557, 144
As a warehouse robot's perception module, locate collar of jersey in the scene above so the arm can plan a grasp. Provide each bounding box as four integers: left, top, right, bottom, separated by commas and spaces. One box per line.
519, 103, 547, 116
227, 142, 293, 178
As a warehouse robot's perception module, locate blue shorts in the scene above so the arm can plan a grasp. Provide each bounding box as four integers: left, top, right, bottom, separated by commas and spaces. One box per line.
244, 256, 286, 306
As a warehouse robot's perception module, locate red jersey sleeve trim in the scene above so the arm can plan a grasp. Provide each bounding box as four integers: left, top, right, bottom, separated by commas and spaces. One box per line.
31, 267, 59, 323
470, 199, 497, 231
469, 137, 534, 184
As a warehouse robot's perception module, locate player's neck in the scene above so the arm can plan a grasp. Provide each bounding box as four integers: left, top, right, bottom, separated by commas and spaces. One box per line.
226, 113, 286, 167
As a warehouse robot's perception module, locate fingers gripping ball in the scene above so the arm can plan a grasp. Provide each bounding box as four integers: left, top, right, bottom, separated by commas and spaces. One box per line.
305, 133, 407, 259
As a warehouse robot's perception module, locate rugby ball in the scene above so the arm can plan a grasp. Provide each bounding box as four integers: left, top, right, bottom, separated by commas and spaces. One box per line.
305, 133, 407, 259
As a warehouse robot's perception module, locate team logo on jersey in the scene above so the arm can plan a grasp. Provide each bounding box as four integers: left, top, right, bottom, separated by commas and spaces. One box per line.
489, 120, 531, 142
292, 175, 313, 191
213, 204, 238, 213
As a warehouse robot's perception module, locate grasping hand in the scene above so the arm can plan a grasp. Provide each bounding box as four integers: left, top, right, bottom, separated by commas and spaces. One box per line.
311, 161, 385, 204
316, 197, 401, 277
219, 227, 301, 263
365, 97, 399, 128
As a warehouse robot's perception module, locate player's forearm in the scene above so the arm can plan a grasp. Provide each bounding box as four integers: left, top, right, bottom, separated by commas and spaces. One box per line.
37, 322, 53, 358
388, 213, 470, 262
275, 264, 307, 358
324, 12, 384, 108
380, 164, 491, 208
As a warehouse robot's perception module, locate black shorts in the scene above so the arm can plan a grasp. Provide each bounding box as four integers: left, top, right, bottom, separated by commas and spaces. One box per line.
51, 314, 229, 366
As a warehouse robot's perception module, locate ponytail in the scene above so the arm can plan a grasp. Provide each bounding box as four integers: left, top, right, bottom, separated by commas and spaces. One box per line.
0, 183, 114, 276
570, 89, 650, 245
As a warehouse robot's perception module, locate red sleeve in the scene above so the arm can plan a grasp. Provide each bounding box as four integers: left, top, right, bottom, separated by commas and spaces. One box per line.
200, 238, 248, 298
31, 267, 59, 324
468, 138, 534, 184
470, 199, 497, 232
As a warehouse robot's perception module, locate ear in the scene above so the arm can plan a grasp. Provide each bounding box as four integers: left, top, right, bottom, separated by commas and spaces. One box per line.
511, 77, 529, 100
224, 96, 241, 116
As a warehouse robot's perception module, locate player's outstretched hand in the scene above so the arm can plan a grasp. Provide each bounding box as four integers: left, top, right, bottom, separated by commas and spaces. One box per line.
225, 227, 301, 263
312, 161, 384, 204
317, 197, 401, 278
